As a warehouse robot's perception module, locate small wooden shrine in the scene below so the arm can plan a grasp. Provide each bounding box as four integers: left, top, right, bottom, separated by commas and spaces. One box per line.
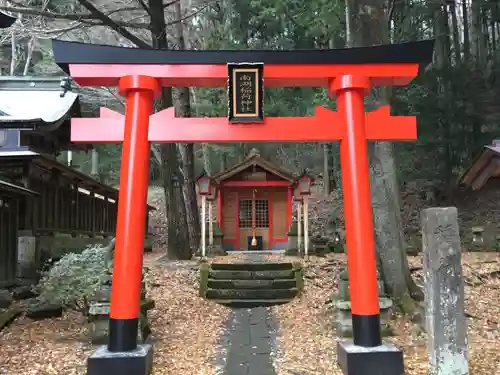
458, 139, 500, 190
197, 149, 311, 252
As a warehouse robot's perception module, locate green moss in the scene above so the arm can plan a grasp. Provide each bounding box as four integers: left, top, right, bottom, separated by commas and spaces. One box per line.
199, 262, 210, 297
398, 292, 417, 315
0, 308, 21, 332
330, 242, 345, 253
140, 298, 155, 311
144, 236, 153, 251
293, 261, 305, 296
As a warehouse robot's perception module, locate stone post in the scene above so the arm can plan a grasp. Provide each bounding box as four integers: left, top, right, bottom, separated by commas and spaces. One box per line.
88, 281, 112, 345
88, 275, 152, 345
421, 207, 469, 375
16, 231, 38, 281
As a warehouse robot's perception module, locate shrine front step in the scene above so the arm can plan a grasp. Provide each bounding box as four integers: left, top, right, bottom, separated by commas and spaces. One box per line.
209, 269, 294, 280
208, 279, 297, 290
206, 287, 298, 300
211, 298, 292, 308
210, 262, 293, 271
200, 261, 303, 308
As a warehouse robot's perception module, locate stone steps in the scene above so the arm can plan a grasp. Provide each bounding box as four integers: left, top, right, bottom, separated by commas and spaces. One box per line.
211, 298, 292, 308
210, 262, 293, 271
209, 269, 294, 280
208, 279, 297, 290
200, 260, 303, 307
206, 287, 298, 300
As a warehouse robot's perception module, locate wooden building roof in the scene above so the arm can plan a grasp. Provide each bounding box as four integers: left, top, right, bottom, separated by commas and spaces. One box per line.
212, 148, 297, 183
458, 140, 500, 191
0, 76, 85, 152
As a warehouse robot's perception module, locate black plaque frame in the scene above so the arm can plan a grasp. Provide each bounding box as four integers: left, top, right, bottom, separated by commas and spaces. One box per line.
227, 63, 264, 123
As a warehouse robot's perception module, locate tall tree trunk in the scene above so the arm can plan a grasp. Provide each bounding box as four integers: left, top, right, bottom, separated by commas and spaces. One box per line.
450, 4, 462, 66
189, 88, 214, 176
173, 0, 201, 255
471, 0, 488, 67
463, 0, 471, 62
468, 0, 487, 156
149, 0, 191, 260
23, 36, 35, 75
201, 144, 213, 175
433, 3, 454, 186
491, 22, 497, 58
220, 151, 227, 172
10, 30, 17, 75
347, 0, 422, 313
178, 142, 201, 253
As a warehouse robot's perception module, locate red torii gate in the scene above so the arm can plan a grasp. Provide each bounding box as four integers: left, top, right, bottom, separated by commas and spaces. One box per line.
52, 39, 434, 375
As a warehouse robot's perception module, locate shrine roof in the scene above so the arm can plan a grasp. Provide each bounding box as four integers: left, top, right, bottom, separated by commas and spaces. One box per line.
52, 39, 435, 73
212, 149, 296, 183
0, 78, 79, 127
0, 76, 84, 151
458, 140, 500, 191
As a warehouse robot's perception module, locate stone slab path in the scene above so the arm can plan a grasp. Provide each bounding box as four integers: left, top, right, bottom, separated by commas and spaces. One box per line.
222, 307, 277, 375
219, 253, 278, 375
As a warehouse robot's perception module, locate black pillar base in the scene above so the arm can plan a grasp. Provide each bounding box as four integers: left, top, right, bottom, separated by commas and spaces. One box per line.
337, 341, 404, 375
108, 318, 139, 352
87, 344, 153, 375
352, 314, 382, 347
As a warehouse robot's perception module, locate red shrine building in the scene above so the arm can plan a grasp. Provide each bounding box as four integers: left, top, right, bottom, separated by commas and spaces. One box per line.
210, 149, 300, 251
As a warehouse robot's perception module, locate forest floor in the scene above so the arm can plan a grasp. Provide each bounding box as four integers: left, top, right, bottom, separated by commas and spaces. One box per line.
0, 251, 231, 375
265, 252, 500, 375
0, 251, 498, 375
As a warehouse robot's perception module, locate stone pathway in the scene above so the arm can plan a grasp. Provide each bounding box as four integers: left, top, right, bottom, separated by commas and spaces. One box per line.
222, 307, 277, 375
219, 253, 278, 375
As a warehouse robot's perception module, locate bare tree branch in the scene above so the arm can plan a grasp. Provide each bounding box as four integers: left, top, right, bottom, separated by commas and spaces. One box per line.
165, 0, 216, 29
22, 35, 35, 74
25, 21, 90, 38
76, 0, 151, 48
0, 0, 216, 54
136, 0, 154, 18
10, 26, 17, 75
163, 0, 181, 8
0, 4, 150, 29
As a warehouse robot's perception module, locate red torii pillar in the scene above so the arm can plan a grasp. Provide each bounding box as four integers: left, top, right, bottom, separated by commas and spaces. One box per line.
107, 76, 160, 352
53, 38, 433, 375
332, 75, 382, 347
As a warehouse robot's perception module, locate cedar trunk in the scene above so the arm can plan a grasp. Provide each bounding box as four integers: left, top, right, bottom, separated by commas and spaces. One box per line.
347, 0, 421, 312
149, 0, 191, 260
173, 1, 201, 254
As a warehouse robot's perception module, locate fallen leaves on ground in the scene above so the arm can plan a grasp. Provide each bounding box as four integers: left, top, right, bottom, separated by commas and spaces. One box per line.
271, 252, 500, 375
271, 254, 343, 375
1, 250, 498, 375
0, 251, 231, 375
212, 253, 250, 264
145, 253, 230, 375
405, 252, 500, 375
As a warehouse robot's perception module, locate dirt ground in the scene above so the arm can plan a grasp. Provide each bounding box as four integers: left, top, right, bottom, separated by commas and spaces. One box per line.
269, 252, 500, 375
0, 251, 231, 375
0, 251, 498, 375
